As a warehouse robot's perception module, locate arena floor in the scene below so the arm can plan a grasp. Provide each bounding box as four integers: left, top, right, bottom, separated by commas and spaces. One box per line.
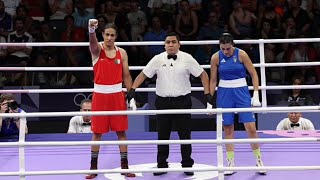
1, 131, 320, 180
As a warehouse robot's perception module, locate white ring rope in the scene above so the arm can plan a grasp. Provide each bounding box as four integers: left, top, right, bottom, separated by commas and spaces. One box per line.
0, 137, 318, 147
0, 84, 319, 94
2, 165, 320, 177
1, 38, 320, 47
1, 61, 320, 71
0, 106, 318, 118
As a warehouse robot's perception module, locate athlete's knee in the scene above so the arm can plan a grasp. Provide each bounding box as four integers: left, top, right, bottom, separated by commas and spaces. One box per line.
223, 125, 234, 136
93, 133, 102, 140
244, 122, 257, 135
116, 131, 126, 138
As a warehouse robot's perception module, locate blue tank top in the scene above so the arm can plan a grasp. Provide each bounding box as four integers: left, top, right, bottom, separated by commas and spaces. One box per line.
218, 48, 246, 80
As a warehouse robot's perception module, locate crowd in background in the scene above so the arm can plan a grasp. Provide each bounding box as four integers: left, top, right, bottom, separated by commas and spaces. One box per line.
1, 0, 320, 105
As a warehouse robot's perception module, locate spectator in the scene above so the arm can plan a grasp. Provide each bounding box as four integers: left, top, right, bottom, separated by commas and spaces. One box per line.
229, 0, 257, 39
95, 15, 107, 42
7, 17, 32, 86
48, 0, 73, 20
2, 0, 20, 16
59, 15, 88, 85
0, 0, 13, 38
285, 34, 317, 84
0, 93, 28, 136
67, 99, 92, 133
188, 0, 202, 13
97, 0, 117, 24
0, 34, 7, 86
205, 0, 228, 31
175, 0, 198, 54
281, 0, 311, 35
15, 4, 33, 33
175, 0, 198, 41
143, 15, 167, 60
0, 35, 7, 62
193, 36, 218, 65
20, 0, 46, 18
32, 20, 58, 86
276, 102, 315, 130
197, 12, 225, 41
149, 2, 175, 33
127, 1, 147, 42
283, 16, 297, 38
72, 0, 94, 29
282, 75, 315, 105
256, 0, 281, 37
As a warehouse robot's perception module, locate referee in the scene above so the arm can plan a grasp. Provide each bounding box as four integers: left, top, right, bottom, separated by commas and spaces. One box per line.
126, 32, 213, 176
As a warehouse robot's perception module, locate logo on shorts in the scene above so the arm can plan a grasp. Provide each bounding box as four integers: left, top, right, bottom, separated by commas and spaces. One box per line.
104, 163, 218, 180
114, 59, 121, 64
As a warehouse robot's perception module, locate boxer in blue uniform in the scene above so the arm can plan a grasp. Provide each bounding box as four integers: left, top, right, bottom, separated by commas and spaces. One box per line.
208, 33, 266, 175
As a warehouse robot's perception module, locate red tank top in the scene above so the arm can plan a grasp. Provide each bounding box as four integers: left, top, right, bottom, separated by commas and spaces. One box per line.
93, 45, 123, 85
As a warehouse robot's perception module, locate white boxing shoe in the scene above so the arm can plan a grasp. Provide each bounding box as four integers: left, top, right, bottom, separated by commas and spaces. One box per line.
256, 157, 267, 175
224, 158, 236, 176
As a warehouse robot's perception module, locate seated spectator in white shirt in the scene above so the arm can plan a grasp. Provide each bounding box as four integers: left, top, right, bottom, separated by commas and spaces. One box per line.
67, 99, 92, 133
276, 102, 315, 130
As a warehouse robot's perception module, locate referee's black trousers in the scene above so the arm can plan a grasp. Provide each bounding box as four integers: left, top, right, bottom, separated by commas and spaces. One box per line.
155, 94, 194, 168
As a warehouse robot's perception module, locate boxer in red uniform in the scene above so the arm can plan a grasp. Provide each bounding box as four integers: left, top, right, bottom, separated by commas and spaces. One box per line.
85, 19, 136, 179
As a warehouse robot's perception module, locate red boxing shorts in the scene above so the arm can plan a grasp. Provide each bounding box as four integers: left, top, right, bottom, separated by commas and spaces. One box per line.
91, 91, 128, 133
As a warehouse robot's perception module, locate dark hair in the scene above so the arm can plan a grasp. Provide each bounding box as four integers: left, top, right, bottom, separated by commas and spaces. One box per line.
16, 4, 29, 14
80, 99, 92, 108
288, 101, 301, 107
219, 33, 234, 45
96, 15, 107, 24
13, 17, 25, 25
0, 93, 15, 103
166, 32, 180, 42
291, 75, 304, 84
103, 23, 118, 34
180, 0, 190, 4
64, 14, 74, 21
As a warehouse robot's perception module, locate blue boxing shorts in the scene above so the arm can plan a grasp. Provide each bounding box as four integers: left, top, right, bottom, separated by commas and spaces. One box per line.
216, 86, 255, 126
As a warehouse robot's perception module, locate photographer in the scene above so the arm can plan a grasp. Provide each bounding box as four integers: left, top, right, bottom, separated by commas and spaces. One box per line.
0, 93, 28, 136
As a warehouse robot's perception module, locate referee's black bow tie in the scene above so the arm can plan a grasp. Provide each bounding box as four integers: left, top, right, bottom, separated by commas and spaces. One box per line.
167, 54, 177, 60
82, 122, 91, 126
290, 123, 300, 127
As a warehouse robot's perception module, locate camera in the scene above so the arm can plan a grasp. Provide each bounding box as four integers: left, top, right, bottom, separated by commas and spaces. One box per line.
5, 101, 19, 113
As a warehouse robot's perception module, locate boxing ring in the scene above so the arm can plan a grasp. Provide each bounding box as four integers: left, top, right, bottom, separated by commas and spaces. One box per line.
1, 39, 320, 180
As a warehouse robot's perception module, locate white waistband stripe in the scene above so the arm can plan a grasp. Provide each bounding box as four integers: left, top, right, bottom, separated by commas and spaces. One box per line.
94, 83, 123, 94
219, 78, 247, 88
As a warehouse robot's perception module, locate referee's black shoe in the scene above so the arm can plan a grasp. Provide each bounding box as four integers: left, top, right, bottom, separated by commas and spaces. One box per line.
153, 172, 168, 176
184, 172, 194, 176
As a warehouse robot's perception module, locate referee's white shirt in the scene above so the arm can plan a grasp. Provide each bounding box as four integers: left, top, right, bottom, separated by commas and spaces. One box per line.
143, 51, 204, 97
67, 116, 92, 133
276, 117, 315, 130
